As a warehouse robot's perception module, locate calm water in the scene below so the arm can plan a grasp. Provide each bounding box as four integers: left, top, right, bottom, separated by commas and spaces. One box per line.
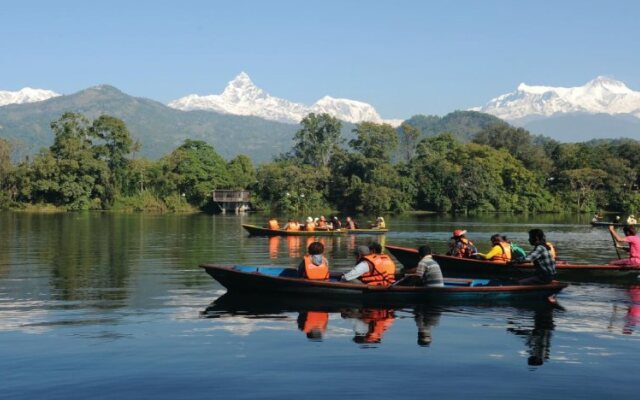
1, 212, 638, 399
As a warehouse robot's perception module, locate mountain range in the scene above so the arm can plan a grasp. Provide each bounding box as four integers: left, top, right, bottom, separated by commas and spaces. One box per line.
1, 75, 639, 162
476, 76, 640, 141
168, 72, 403, 126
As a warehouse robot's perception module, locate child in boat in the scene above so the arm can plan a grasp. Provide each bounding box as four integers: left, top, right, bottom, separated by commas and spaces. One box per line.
609, 225, 640, 266
297, 241, 329, 280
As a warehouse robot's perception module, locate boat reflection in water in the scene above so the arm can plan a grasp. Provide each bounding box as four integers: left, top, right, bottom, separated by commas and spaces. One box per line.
341, 308, 396, 345
623, 285, 640, 335
506, 305, 557, 366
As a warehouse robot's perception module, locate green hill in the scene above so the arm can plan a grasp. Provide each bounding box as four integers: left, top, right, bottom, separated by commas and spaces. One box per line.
0, 85, 300, 163
403, 110, 507, 142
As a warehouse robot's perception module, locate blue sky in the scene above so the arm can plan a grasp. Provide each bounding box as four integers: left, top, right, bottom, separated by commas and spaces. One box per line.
1, 0, 639, 119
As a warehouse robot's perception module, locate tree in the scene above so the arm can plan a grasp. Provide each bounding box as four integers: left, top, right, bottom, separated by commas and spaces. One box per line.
559, 168, 608, 211
162, 140, 230, 206
350, 122, 398, 162
90, 115, 134, 201
397, 123, 420, 163
227, 155, 256, 190
292, 113, 342, 167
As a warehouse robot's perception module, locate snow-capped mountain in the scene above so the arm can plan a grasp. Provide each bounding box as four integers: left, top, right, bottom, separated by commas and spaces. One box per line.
0, 87, 60, 107
477, 76, 640, 122
169, 72, 401, 126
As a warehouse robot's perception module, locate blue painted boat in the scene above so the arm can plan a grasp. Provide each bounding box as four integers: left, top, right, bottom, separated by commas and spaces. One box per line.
199, 264, 567, 304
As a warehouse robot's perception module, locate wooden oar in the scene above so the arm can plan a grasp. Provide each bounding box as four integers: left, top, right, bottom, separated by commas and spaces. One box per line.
609, 225, 622, 260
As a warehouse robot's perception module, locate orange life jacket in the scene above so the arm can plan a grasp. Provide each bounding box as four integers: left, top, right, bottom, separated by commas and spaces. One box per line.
317, 220, 328, 229
491, 242, 512, 262
268, 219, 279, 230
301, 311, 329, 334
360, 254, 396, 286
453, 238, 476, 258
286, 222, 300, 231
305, 222, 316, 231
360, 309, 395, 343
303, 255, 329, 280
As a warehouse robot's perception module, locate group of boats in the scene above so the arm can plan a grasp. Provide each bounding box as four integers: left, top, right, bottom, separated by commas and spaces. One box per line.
200, 220, 640, 306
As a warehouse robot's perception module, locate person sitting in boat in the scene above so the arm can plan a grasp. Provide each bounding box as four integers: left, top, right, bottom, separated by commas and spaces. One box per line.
370, 216, 386, 229
341, 245, 395, 286
447, 229, 477, 258
627, 215, 637, 225
297, 241, 330, 280
345, 216, 358, 229
332, 216, 342, 229
609, 225, 640, 266
283, 219, 300, 231
317, 216, 329, 230
475, 234, 512, 262
592, 213, 601, 223
267, 217, 279, 230
511, 228, 557, 288
407, 244, 444, 287
304, 216, 316, 231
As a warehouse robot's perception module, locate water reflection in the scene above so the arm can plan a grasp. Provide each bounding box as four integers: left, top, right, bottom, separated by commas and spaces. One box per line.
623, 285, 640, 335
506, 305, 556, 366
341, 308, 396, 345
297, 311, 328, 340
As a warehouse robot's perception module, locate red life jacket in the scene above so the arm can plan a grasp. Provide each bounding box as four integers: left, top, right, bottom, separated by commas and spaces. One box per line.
360, 254, 396, 286
303, 255, 329, 280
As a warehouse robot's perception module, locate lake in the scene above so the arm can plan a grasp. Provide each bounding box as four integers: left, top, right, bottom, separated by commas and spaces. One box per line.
1, 212, 638, 399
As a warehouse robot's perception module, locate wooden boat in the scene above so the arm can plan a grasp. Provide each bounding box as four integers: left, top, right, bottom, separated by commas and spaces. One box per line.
590, 221, 630, 227
384, 244, 640, 282
241, 223, 388, 236
199, 264, 567, 304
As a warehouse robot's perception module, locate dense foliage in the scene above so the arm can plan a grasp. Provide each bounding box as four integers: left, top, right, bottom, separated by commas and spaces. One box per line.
1, 112, 638, 215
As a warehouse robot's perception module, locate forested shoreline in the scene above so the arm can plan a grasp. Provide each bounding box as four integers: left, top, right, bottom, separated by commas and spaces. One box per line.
0, 111, 638, 215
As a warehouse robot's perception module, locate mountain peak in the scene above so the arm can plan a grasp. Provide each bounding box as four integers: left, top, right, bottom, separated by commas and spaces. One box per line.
168, 72, 399, 125
479, 76, 640, 121
0, 87, 60, 107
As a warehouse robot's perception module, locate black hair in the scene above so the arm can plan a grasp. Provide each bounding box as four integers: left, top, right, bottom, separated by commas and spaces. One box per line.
623, 225, 637, 236
368, 242, 383, 254
490, 234, 502, 243
308, 241, 324, 255
418, 245, 432, 257
528, 229, 547, 246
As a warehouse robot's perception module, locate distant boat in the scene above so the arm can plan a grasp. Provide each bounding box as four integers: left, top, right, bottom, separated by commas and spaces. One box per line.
199, 264, 567, 304
590, 221, 628, 227
384, 244, 640, 283
241, 223, 388, 236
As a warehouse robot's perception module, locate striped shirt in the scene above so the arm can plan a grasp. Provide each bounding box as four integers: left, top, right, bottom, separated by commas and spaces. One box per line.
416, 255, 444, 287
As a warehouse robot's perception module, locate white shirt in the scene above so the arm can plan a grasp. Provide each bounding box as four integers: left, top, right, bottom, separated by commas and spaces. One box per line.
341, 261, 370, 281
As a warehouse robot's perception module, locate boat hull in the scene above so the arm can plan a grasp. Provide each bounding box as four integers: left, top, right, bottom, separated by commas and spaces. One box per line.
242, 224, 388, 236
384, 244, 640, 283
199, 264, 566, 305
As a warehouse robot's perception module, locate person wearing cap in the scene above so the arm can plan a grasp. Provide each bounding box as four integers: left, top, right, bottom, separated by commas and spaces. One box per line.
341, 244, 395, 286
370, 216, 386, 229
304, 216, 316, 231
627, 215, 637, 225
447, 229, 477, 258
